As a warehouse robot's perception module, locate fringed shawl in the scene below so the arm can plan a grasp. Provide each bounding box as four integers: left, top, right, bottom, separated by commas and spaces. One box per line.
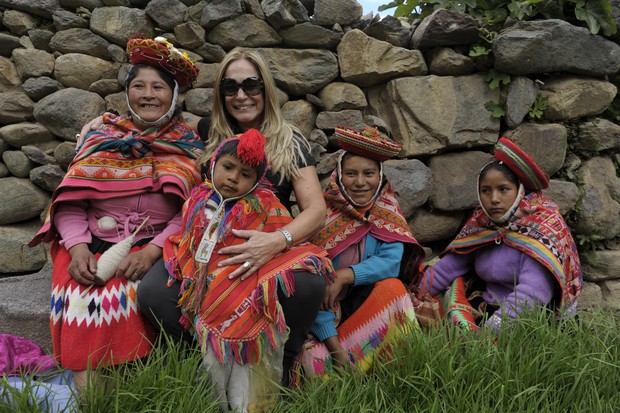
29, 114, 203, 246
310, 170, 424, 272
164, 182, 334, 366
445, 192, 582, 312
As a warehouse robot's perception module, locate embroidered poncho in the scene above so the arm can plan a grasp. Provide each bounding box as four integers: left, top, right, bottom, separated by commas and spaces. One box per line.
164, 181, 334, 366
29, 113, 204, 246
445, 192, 582, 312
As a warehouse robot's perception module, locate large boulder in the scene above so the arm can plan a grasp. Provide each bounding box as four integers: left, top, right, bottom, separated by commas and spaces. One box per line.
0, 177, 50, 225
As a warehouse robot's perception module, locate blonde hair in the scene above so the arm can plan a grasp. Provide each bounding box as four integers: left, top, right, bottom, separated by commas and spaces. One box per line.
198, 48, 310, 184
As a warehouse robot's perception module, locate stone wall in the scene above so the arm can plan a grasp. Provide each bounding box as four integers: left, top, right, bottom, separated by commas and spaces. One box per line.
0, 0, 619, 347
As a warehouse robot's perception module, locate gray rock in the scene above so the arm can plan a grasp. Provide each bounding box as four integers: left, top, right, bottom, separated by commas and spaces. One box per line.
581, 250, 620, 281
184, 88, 214, 116
0, 33, 22, 57
411, 9, 479, 49
338, 29, 427, 88
54, 141, 76, 170
27, 29, 54, 52
21, 76, 64, 101
373, 74, 499, 157
279, 22, 341, 50
244, 0, 265, 19
0, 91, 35, 124
145, 0, 187, 31
578, 281, 603, 310
33, 88, 106, 141
90, 6, 154, 47
30, 164, 65, 192
0, 0, 62, 18
494, 19, 620, 76
262, 0, 309, 30
2, 9, 37, 35
258, 48, 339, 96
318, 82, 367, 111
0, 138, 7, 156
429, 151, 493, 211
89, 78, 123, 96
104, 91, 128, 114
542, 179, 579, 216
384, 158, 432, 218
194, 42, 226, 63
282, 99, 317, 139
2, 150, 34, 177
601, 279, 620, 311
313, 0, 361, 26
22, 145, 57, 165
363, 15, 412, 48
408, 207, 465, 243
52, 10, 89, 30
316, 110, 365, 131
0, 177, 50, 224
309, 128, 328, 147
11, 48, 56, 81
0, 268, 52, 350
174, 21, 205, 49
50, 28, 113, 60
54, 53, 114, 90
573, 156, 620, 240
315, 149, 342, 177
506, 122, 567, 176
427, 47, 476, 76
575, 118, 620, 153
504, 76, 539, 128
59, 0, 104, 10
0, 56, 21, 92
541, 77, 617, 121
207, 15, 282, 48
193, 63, 219, 88
0, 221, 48, 272
0, 163, 9, 178
0, 123, 53, 148
200, 0, 244, 29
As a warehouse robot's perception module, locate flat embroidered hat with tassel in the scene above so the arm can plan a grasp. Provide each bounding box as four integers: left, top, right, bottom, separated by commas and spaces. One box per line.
334, 126, 402, 162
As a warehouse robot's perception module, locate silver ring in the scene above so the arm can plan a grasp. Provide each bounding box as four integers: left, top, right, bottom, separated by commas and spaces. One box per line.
242, 261, 251, 269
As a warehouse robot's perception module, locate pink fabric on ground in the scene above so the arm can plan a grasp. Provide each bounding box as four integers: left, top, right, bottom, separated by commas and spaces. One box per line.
0, 334, 56, 376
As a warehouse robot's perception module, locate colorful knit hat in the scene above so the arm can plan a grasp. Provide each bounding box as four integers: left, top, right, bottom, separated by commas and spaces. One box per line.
126, 35, 199, 90
335, 126, 402, 162
494, 136, 549, 191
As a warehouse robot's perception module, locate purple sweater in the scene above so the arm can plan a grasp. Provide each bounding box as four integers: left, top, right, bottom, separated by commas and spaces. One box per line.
421, 243, 557, 331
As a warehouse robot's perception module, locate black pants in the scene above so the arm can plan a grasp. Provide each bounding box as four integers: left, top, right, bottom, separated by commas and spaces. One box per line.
137, 258, 326, 384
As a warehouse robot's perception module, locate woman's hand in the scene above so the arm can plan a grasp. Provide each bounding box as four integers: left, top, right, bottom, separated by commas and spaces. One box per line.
67, 243, 97, 285
77, 116, 104, 148
217, 229, 287, 280
117, 244, 162, 282
323, 268, 354, 310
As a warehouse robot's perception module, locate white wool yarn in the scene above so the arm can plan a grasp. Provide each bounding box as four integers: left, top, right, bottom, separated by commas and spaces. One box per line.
93, 216, 150, 286
97, 216, 117, 229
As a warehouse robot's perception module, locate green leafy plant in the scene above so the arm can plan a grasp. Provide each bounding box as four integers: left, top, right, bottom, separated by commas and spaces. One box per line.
528, 94, 549, 120
485, 100, 506, 118
484, 68, 511, 89
379, 0, 617, 36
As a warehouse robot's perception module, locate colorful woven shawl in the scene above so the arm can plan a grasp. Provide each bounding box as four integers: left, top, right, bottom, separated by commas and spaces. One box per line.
445, 192, 582, 312
310, 170, 423, 264
164, 181, 334, 366
30, 114, 203, 246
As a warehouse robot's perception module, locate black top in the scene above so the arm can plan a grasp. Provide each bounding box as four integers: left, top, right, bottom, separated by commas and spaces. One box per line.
197, 117, 316, 211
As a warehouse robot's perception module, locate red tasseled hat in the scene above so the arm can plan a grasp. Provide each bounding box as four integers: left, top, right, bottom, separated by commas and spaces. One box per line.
237, 129, 267, 167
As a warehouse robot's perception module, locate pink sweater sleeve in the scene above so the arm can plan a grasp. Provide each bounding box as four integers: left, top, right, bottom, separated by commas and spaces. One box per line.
53, 201, 92, 250
149, 210, 182, 248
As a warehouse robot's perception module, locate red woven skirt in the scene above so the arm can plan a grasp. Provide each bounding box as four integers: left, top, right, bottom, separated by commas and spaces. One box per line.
49, 240, 155, 370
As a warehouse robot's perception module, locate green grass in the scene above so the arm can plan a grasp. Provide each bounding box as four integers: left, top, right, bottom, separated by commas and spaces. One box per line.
2, 310, 620, 412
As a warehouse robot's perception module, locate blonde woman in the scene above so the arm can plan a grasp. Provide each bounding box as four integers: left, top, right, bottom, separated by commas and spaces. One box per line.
138, 48, 327, 386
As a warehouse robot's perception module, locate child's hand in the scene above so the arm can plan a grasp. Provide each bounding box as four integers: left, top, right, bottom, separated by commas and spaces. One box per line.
323, 268, 354, 309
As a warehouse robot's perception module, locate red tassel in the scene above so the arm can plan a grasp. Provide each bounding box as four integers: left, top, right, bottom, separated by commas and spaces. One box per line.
237, 129, 266, 166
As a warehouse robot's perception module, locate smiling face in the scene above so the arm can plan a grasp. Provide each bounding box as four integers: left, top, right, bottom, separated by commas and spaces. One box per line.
222, 58, 265, 131
127, 66, 174, 122
340, 154, 382, 207
212, 154, 258, 199
479, 168, 520, 220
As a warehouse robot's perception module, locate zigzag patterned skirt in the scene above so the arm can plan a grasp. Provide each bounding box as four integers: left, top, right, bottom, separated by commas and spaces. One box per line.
297, 278, 418, 380
49, 240, 155, 370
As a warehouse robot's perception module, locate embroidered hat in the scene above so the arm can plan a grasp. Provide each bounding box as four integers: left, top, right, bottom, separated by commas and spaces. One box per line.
210, 129, 269, 182
334, 126, 402, 162
126, 35, 199, 90
494, 136, 549, 191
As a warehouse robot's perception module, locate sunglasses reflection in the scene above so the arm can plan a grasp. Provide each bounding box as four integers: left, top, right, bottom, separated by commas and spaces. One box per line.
220, 77, 264, 97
